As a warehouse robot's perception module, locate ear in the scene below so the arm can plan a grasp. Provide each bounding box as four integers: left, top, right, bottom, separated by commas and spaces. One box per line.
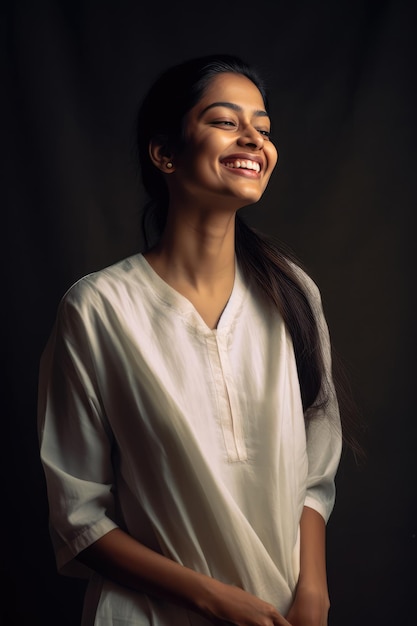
149, 137, 175, 173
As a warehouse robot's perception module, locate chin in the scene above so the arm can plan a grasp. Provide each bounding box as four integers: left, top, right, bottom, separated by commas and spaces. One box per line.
217, 184, 265, 209
235, 190, 264, 205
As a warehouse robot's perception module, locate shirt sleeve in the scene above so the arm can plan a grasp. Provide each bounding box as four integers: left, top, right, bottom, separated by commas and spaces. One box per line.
293, 266, 343, 523
37, 286, 118, 577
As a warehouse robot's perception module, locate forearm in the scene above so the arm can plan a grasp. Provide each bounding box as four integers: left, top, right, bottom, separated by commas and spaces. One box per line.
285, 506, 330, 625
297, 505, 328, 591
77, 528, 216, 614
77, 528, 291, 625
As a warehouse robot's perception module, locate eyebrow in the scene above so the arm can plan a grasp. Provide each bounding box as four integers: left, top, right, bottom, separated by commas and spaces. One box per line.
198, 101, 270, 119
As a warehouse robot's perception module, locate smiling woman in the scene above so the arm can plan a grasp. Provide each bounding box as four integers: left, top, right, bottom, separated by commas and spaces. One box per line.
37, 54, 343, 626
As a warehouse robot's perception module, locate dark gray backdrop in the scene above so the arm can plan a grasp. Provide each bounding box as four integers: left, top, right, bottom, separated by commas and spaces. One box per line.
3, 0, 416, 624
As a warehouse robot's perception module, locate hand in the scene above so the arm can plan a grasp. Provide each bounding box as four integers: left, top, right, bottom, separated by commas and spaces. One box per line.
285, 584, 330, 626
202, 580, 292, 626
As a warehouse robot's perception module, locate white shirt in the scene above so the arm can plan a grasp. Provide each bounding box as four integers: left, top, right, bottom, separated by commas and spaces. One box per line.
38, 253, 342, 625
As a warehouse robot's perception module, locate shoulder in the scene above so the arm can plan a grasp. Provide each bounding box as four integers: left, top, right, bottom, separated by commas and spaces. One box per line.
57, 253, 149, 325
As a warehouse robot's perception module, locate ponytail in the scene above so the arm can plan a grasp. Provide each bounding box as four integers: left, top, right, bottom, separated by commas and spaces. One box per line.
235, 214, 326, 416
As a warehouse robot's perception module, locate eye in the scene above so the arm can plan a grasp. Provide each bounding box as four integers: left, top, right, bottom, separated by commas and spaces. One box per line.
257, 129, 271, 139
211, 119, 237, 129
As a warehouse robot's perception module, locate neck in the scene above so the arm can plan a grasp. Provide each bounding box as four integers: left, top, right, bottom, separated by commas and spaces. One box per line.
145, 202, 237, 290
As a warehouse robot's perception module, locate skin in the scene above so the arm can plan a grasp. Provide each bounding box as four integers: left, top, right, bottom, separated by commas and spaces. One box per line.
145, 72, 278, 329
78, 73, 330, 625
286, 507, 330, 626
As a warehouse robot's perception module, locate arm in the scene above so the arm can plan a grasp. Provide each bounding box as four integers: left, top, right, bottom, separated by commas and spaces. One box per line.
78, 528, 292, 626
285, 506, 330, 626
40, 292, 290, 626
286, 268, 342, 625
300, 279, 341, 527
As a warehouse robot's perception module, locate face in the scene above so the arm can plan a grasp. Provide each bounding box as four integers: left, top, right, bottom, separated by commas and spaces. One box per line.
167, 73, 278, 208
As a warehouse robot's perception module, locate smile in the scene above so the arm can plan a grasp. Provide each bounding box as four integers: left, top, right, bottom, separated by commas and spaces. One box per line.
222, 159, 261, 173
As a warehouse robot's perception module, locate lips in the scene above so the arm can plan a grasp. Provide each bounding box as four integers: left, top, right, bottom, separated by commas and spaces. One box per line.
221, 154, 263, 173
223, 159, 261, 173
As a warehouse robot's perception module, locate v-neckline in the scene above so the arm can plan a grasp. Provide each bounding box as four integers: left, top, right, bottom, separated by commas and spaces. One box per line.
137, 253, 245, 334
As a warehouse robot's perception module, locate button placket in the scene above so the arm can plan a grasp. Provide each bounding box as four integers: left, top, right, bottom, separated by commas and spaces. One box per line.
206, 332, 247, 462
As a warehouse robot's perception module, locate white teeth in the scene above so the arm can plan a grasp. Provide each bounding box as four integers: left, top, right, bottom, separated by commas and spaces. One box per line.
224, 159, 260, 172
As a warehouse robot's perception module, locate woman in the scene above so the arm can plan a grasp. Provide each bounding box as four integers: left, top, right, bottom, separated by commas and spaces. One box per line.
38, 54, 342, 626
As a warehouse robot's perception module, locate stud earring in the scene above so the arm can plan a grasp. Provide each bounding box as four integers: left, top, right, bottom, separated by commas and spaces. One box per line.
166, 162, 173, 169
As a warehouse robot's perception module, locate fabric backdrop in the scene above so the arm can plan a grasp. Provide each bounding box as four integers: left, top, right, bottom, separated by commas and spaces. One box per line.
3, 0, 415, 624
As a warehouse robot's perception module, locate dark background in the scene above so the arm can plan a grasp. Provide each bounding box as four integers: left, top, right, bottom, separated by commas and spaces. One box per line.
3, 0, 416, 624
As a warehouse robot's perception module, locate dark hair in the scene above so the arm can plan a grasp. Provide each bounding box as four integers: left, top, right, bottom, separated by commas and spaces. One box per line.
136, 54, 363, 455
137, 54, 270, 236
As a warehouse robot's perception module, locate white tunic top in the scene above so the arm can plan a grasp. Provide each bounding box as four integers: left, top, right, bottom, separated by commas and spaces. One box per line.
37, 253, 342, 625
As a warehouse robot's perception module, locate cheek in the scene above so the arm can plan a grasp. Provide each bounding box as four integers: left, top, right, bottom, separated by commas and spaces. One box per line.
267, 143, 279, 169
177, 143, 220, 185
182, 136, 219, 164
191, 140, 225, 176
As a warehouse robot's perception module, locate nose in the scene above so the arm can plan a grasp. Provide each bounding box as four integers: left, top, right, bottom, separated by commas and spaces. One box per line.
237, 125, 264, 149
